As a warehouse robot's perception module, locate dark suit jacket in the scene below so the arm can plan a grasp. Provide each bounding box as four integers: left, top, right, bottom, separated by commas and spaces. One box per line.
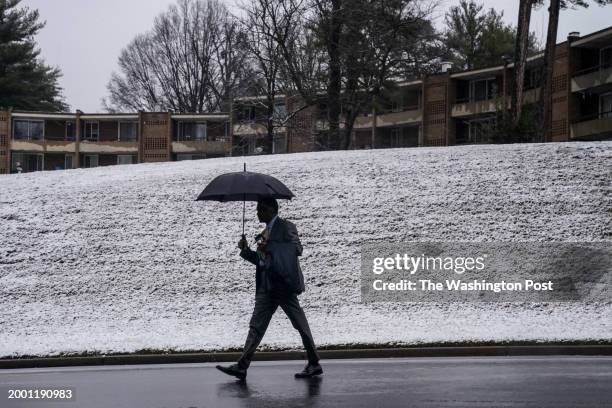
240, 217, 304, 295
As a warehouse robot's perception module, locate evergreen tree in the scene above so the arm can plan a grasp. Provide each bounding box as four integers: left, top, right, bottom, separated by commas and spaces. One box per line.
0, 0, 67, 111
443, 0, 539, 71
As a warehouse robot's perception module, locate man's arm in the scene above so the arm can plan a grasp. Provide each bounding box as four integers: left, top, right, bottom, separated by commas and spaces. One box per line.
285, 221, 303, 256
238, 236, 258, 265
240, 247, 258, 265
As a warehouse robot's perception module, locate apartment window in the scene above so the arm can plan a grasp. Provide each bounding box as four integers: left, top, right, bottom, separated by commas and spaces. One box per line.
13, 120, 44, 140
600, 92, 612, 118
468, 117, 495, 143
601, 46, 612, 69
65, 154, 73, 170
391, 97, 402, 113
66, 121, 76, 141
118, 122, 138, 142
117, 155, 133, 165
12, 153, 43, 172
470, 78, 497, 102
403, 90, 421, 110
272, 134, 286, 154
524, 68, 542, 90
178, 122, 206, 141
177, 153, 206, 160
83, 121, 99, 141
239, 106, 256, 121
390, 128, 402, 147
273, 103, 287, 122
84, 154, 98, 168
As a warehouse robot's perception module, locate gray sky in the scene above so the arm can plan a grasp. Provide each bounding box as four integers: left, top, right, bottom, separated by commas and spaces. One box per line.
21, 0, 612, 112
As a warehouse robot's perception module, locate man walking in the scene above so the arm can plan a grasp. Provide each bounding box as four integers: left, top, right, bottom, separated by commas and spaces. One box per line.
216, 197, 322, 380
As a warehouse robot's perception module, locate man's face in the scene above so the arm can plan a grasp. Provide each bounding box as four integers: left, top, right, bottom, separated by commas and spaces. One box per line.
256, 203, 274, 223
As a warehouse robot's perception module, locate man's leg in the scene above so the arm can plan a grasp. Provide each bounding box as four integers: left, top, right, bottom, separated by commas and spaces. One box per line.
279, 294, 320, 365
237, 293, 278, 370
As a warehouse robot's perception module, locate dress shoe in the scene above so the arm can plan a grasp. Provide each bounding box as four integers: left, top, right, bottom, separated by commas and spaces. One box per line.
216, 363, 247, 380
295, 363, 323, 378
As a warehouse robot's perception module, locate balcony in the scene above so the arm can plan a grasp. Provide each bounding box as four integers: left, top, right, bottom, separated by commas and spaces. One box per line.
376, 108, 421, 127
352, 116, 374, 129
233, 122, 267, 135
171, 139, 231, 154
572, 65, 612, 92
451, 89, 539, 118
45, 140, 77, 153
451, 99, 498, 118
318, 107, 422, 131
79, 140, 138, 154
570, 113, 612, 139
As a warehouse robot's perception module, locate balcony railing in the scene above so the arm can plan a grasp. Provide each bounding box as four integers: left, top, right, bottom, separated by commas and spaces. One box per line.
571, 64, 612, 92
570, 110, 612, 139
171, 139, 231, 154
572, 111, 612, 123
574, 62, 612, 77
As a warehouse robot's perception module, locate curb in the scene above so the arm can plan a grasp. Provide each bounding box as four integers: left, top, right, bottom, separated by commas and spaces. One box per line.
1, 345, 611, 369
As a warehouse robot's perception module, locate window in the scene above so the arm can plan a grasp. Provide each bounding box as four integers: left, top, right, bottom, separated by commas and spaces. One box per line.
13, 120, 44, 140
83, 121, 99, 141
390, 128, 402, 147
12, 153, 43, 172
178, 122, 206, 141
176, 153, 206, 160
118, 122, 138, 142
66, 121, 76, 141
65, 154, 73, 170
117, 155, 133, 165
600, 92, 612, 118
84, 154, 98, 168
601, 46, 612, 69
239, 106, 256, 121
468, 117, 495, 143
272, 134, 286, 154
470, 78, 498, 102
273, 103, 287, 122
391, 97, 402, 113
524, 67, 542, 90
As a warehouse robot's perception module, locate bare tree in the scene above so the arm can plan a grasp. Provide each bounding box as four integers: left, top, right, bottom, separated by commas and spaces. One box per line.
104, 0, 249, 112
237, 0, 295, 153
322, 0, 436, 149
260, 0, 436, 150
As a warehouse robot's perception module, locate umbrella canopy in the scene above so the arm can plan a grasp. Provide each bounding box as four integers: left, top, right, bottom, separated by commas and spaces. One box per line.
196, 171, 294, 202
195, 164, 294, 237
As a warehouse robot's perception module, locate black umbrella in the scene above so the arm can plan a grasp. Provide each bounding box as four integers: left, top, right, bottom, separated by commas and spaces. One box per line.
196, 163, 294, 237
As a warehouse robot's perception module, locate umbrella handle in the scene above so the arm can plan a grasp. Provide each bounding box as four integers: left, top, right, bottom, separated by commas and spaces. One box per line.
242, 163, 246, 238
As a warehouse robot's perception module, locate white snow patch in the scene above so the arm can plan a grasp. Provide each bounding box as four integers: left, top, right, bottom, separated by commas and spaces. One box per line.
0, 141, 610, 358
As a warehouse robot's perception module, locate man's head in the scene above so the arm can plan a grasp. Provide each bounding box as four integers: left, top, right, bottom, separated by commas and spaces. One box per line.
257, 197, 278, 223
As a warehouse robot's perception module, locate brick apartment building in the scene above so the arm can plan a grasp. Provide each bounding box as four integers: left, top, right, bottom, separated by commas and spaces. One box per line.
1, 26, 611, 174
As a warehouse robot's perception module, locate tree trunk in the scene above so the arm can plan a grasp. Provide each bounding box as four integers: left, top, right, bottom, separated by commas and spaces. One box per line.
511, 0, 534, 127
539, 0, 560, 143
326, 0, 343, 150
266, 95, 274, 154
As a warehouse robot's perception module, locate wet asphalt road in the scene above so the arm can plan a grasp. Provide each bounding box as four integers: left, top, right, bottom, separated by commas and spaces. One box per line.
1, 356, 611, 408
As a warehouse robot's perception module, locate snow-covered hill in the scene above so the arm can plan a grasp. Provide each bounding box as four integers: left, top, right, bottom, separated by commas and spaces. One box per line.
0, 141, 610, 358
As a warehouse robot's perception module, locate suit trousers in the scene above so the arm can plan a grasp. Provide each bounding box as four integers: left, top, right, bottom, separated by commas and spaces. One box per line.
237, 291, 320, 369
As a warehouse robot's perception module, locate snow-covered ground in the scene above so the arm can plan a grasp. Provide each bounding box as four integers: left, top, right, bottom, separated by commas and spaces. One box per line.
0, 141, 610, 358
